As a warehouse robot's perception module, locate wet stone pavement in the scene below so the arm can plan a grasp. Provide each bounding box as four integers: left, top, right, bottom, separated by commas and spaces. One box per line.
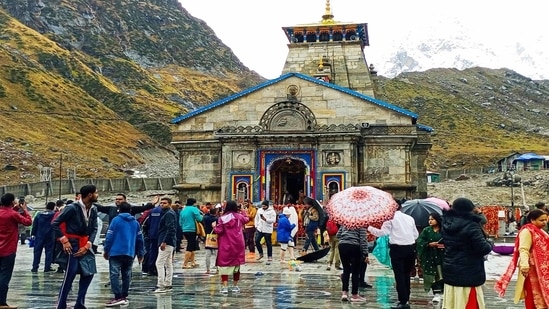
7, 243, 523, 309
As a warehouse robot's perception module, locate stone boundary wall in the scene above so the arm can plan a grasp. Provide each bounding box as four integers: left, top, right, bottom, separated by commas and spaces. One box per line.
0, 177, 179, 199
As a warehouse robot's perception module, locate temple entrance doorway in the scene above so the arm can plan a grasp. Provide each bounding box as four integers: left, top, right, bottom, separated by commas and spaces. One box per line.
269, 158, 306, 204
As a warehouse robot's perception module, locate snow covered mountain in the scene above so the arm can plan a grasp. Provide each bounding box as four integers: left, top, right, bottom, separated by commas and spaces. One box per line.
366, 18, 549, 80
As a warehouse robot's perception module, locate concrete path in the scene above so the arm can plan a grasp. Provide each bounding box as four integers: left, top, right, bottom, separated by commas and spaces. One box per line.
5, 242, 522, 308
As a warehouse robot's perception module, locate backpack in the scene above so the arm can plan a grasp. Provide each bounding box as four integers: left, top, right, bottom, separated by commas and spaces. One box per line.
326, 219, 339, 236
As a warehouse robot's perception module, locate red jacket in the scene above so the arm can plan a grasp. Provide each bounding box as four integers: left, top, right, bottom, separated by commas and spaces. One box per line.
0, 206, 33, 257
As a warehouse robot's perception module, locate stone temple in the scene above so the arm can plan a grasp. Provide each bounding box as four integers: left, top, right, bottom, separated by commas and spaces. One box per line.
171, 0, 432, 204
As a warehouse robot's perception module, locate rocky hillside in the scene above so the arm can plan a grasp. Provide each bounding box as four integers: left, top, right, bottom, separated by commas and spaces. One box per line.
0, 1, 548, 186
0, 0, 263, 184
375, 68, 549, 170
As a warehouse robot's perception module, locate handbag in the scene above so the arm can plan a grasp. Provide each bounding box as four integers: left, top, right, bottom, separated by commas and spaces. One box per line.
205, 233, 218, 249
195, 220, 206, 237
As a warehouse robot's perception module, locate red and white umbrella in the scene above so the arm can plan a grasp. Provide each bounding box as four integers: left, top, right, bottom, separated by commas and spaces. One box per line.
424, 197, 451, 211
326, 186, 398, 229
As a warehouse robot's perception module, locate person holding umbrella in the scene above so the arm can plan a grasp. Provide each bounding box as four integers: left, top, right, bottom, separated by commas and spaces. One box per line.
368, 202, 418, 309
301, 197, 321, 253
337, 225, 368, 303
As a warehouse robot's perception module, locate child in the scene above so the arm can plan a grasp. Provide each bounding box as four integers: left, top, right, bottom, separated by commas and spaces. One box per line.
277, 208, 296, 262
203, 208, 219, 274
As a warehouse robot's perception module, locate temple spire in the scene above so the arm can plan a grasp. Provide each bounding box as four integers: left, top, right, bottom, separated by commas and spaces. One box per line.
321, 0, 335, 24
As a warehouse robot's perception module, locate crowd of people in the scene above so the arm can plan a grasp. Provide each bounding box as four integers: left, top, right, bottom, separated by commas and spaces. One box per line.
1, 185, 549, 309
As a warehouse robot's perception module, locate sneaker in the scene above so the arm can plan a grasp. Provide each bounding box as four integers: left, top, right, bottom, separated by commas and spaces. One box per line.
31, 269, 38, 273
220, 287, 228, 294
350, 295, 366, 302
432, 294, 442, 303
153, 288, 167, 293
230, 286, 240, 293
105, 298, 127, 307
266, 259, 272, 265
256, 254, 264, 261
341, 293, 349, 302
326, 265, 331, 270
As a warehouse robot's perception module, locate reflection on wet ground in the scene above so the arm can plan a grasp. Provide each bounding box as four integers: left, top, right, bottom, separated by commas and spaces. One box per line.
8, 246, 523, 308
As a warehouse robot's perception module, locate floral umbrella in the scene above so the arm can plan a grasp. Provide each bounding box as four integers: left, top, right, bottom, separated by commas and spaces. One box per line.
326, 186, 398, 229
424, 197, 451, 211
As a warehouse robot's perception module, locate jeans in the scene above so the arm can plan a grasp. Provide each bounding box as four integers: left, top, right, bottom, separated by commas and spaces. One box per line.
244, 227, 256, 253
303, 228, 319, 251
0, 253, 16, 305
255, 232, 272, 258
109, 255, 134, 299
205, 249, 217, 271
32, 237, 55, 271
56, 247, 94, 309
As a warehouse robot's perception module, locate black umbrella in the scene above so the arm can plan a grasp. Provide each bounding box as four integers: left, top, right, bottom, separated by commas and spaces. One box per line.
401, 199, 443, 228
296, 247, 330, 263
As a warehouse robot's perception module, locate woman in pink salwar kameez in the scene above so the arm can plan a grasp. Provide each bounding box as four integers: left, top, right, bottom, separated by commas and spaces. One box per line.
213, 200, 249, 294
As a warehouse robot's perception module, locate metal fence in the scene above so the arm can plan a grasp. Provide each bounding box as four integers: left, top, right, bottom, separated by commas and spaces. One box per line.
0, 177, 179, 200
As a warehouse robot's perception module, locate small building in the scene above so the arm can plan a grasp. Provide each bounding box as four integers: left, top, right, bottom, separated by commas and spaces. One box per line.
514, 153, 546, 171
426, 171, 441, 183
496, 152, 522, 172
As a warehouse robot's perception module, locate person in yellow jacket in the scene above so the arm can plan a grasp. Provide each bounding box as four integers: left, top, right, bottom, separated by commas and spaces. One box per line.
243, 200, 257, 258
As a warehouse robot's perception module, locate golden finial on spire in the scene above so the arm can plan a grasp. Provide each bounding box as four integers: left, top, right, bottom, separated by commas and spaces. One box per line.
318, 56, 324, 70
321, 0, 335, 24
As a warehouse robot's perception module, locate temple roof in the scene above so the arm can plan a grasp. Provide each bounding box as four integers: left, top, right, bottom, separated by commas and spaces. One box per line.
171, 72, 432, 132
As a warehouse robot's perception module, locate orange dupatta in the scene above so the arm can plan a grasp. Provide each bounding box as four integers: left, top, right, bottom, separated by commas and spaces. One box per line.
495, 224, 549, 305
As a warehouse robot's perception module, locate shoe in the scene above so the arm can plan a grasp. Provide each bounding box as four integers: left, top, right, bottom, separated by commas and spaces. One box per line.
360, 281, 373, 288
390, 303, 410, 309
341, 293, 349, 302
350, 295, 366, 302
230, 286, 240, 293
205, 270, 210, 274
432, 294, 441, 303
220, 287, 228, 294
266, 259, 272, 265
44, 268, 55, 272
182, 265, 193, 269
191, 263, 200, 268
153, 288, 167, 293
31, 269, 37, 273
256, 254, 264, 261
105, 298, 127, 307
326, 265, 331, 270
0, 305, 18, 309
56, 268, 64, 273
336, 265, 343, 270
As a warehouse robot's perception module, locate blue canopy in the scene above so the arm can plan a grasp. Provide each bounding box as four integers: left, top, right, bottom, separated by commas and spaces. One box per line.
515, 152, 545, 161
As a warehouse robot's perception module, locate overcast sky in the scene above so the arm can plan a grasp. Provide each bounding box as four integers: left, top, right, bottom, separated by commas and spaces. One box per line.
180, 0, 546, 79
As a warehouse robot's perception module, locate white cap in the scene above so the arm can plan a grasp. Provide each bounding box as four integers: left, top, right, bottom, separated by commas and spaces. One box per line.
215, 203, 222, 208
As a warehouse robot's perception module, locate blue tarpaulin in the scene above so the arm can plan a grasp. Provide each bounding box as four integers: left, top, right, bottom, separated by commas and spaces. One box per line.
515, 152, 545, 161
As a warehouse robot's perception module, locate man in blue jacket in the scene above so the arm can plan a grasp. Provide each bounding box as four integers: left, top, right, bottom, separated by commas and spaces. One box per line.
103, 202, 145, 307
31, 201, 56, 273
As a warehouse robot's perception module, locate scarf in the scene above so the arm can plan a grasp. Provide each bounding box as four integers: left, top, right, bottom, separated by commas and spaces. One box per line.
495, 223, 549, 304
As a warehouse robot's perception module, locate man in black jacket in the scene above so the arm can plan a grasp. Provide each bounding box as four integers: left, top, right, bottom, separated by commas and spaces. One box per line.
52, 184, 99, 309
95, 193, 155, 224
153, 197, 176, 293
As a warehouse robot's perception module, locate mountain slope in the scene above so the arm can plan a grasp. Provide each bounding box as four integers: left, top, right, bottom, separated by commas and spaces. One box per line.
375, 67, 549, 170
